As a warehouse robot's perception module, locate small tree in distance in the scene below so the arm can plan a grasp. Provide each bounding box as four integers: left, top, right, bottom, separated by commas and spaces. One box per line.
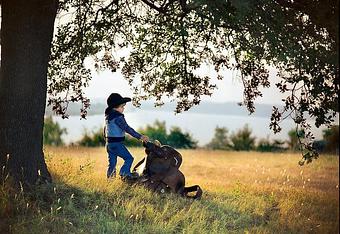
140, 121, 197, 149
206, 126, 230, 150
230, 124, 255, 151
167, 127, 198, 149
139, 120, 168, 145
256, 137, 285, 152
43, 116, 67, 146
287, 129, 305, 151
75, 120, 197, 149
322, 125, 339, 154
77, 128, 105, 147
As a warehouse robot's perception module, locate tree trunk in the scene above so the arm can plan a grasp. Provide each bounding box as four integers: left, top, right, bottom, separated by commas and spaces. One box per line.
0, 0, 58, 185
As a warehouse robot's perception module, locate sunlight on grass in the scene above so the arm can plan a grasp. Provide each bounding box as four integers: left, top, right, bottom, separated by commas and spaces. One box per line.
1, 146, 339, 233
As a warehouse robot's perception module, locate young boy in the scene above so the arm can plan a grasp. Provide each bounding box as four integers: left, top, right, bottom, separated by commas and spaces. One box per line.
104, 93, 149, 179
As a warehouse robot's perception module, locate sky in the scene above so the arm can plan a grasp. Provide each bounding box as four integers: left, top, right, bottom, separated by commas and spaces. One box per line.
62, 63, 338, 145
84, 65, 286, 105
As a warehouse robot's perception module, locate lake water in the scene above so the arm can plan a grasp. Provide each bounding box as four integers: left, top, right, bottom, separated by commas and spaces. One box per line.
52, 110, 329, 146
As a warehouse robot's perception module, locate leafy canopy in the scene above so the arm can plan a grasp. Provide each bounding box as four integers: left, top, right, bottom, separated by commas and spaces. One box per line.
49, 0, 338, 163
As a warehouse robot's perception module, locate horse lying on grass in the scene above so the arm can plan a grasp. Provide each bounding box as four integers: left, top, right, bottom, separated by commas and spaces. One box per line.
130, 141, 202, 200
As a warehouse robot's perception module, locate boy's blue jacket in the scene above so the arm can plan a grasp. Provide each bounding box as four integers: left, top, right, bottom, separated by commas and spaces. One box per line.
104, 110, 142, 142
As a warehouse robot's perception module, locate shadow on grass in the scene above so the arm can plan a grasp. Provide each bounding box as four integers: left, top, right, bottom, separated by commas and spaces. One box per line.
1, 174, 293, 234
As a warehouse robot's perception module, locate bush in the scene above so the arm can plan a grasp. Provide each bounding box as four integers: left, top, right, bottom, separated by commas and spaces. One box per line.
230, 124, 255, 151
206, 126, 230, 150
139, 120, 168, 144
322, 125, 339, 154
140, 121, 197, 149
167, 127, 198, 149
287, 129, 305, 151
76, 120, 197, 149
124, 135, 143, 147
256, 138, 285, 152
312, 140, 326, 153
77, 128, 105, 147
43, 116, 67, 146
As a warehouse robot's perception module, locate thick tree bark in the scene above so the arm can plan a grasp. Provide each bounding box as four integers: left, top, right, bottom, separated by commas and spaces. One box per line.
0, 0, 58, 185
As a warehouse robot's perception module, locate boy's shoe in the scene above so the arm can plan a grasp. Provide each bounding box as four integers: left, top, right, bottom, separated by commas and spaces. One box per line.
121, 173, 139, 182
131, 172, 139, 178
107, 170, 116, 179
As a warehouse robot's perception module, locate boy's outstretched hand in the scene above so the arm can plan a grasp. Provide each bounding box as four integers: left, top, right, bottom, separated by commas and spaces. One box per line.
140, 135, 149, 142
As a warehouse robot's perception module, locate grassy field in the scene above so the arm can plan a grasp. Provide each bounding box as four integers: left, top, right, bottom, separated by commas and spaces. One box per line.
1, 146, 339, 233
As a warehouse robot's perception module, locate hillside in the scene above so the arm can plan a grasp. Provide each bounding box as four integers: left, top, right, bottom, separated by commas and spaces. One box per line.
45, 100, 279, 118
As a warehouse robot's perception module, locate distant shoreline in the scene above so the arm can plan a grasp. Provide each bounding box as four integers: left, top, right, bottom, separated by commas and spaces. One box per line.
45, 100, 281, 118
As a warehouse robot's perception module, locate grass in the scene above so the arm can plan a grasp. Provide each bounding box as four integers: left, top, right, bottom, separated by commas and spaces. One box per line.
1, 146, 339, 233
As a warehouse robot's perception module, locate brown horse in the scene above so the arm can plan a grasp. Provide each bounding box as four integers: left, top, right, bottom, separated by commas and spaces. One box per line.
132, 141, 202, 199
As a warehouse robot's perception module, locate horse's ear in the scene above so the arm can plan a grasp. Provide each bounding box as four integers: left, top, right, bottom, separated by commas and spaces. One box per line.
154, 140, 161, 147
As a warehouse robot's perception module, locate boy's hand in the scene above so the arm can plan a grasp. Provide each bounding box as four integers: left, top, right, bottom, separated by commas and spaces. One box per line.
140, 135, 149, 142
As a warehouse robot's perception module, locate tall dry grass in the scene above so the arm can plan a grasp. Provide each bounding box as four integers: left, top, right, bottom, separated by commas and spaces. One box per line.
1, 146, 339, 233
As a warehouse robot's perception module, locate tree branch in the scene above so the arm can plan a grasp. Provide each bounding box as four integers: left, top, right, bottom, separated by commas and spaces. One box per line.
140, 0, 167, 13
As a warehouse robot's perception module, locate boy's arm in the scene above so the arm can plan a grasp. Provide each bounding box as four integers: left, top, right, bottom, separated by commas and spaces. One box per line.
115, 116, 142, 139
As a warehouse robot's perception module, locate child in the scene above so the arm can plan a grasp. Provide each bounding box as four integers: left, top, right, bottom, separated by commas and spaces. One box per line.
104, 93, 149, 179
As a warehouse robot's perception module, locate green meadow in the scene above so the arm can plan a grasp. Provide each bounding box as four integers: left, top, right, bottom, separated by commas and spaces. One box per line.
1, 147, 339, 233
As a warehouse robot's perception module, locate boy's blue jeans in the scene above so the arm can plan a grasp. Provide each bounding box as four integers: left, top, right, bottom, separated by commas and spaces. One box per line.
106, 142, 134, 178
